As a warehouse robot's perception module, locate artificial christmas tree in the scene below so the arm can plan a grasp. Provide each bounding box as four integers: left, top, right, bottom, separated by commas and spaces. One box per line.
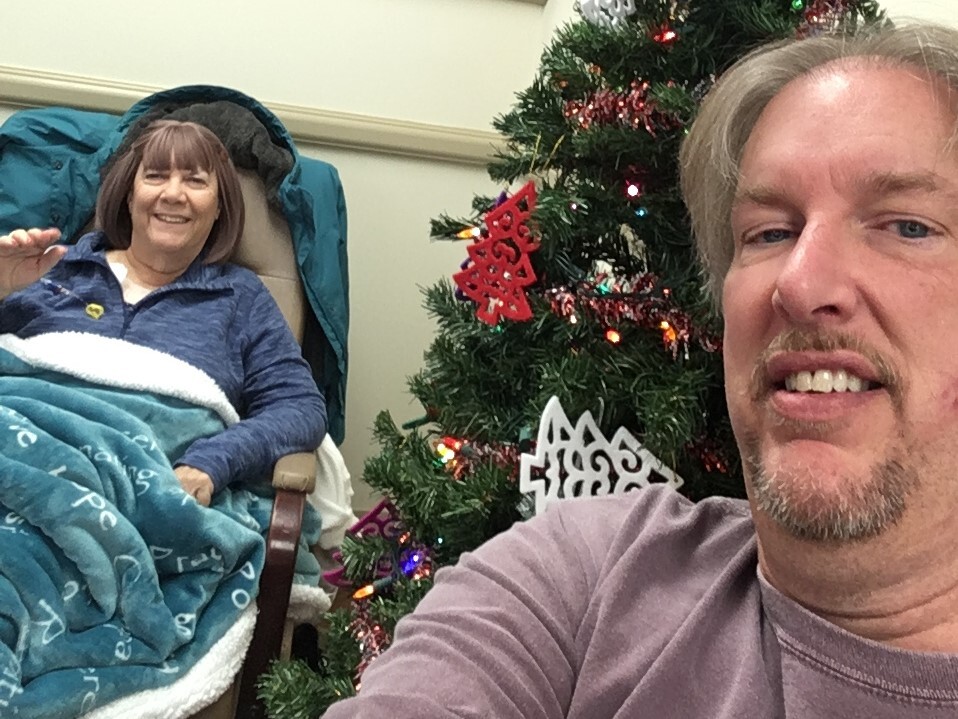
260, 1, 884, 716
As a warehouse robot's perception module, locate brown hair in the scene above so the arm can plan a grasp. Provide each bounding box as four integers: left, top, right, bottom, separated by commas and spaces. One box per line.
679, 22, 958, 310
95, 119, 245, 264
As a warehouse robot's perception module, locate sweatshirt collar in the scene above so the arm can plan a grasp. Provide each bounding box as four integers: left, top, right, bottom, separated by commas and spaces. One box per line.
66, 231, 234, 291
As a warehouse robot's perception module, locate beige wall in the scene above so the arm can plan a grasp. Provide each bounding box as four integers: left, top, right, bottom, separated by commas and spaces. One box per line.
884, 0, 958, 23
318, 146, 492, 509
0, 0, 955, 511
0, 0, 546, 131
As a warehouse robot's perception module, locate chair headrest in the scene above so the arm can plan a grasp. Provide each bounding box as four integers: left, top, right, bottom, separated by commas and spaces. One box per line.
231, 170, 305, 343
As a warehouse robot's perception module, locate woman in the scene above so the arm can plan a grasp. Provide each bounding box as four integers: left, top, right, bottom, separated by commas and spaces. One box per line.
0, 120, 326, 505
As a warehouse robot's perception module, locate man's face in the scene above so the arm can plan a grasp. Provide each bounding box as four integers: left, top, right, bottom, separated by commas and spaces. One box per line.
723, 64, 958, 542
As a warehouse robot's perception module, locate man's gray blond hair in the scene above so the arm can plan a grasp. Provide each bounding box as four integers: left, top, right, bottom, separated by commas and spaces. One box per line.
679, 22, 958, 309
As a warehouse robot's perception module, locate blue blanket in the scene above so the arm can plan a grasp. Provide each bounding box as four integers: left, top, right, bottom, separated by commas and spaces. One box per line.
0, 333, 318, 718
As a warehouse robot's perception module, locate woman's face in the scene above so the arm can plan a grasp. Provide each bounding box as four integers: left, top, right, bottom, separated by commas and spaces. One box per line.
127, 157, 220, 268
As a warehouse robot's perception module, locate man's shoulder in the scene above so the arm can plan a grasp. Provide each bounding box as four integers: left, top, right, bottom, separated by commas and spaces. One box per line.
475, 485, 754, 590
537, 487, 755, 588
543, 489, 759, 652
541, 485, 752, 546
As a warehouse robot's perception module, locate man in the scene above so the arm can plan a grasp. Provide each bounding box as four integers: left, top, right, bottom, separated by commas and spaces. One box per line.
326, 22, 958, 718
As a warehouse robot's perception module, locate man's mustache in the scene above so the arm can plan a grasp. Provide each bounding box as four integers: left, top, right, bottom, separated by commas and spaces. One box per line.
748, 329, 902, 406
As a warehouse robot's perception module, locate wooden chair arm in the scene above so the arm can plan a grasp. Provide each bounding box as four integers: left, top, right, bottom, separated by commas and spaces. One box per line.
272, 451, 317, 492
235, 453, 313, 719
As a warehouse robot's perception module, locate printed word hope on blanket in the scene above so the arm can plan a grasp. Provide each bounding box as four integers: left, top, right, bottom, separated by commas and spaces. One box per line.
0, 332, 319, 718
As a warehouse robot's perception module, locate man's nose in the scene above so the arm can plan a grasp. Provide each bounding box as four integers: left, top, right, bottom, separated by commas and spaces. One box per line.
772, 223, 858, 325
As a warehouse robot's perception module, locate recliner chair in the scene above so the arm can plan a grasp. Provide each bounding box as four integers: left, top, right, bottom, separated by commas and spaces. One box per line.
189, 169, 330, 719
0, 90, 350, 719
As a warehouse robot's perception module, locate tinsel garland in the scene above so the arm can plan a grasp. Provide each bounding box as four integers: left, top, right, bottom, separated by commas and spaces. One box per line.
797, 0, 856, 37
546, 272, 721, 358
436, 435, 524, 481
349, 604, 391, 688
563, 80, 681, 135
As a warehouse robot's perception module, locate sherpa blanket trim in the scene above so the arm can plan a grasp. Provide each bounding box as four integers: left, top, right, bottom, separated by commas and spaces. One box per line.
0, 331, 240, 425
79, 607, 256, 719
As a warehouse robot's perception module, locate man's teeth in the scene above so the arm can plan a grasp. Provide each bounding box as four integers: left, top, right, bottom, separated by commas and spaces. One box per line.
784, 370, 869, 393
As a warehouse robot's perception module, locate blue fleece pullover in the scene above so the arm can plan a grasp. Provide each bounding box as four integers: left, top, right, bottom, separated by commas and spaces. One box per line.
0, 231, 326, 491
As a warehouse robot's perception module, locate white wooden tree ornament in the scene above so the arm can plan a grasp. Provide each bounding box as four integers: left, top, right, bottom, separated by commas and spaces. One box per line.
579, 0, 638, 28
519, 396, 684, 515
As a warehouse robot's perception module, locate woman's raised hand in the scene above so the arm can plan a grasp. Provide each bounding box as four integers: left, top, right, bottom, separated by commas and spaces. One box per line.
0, 228, 66, 299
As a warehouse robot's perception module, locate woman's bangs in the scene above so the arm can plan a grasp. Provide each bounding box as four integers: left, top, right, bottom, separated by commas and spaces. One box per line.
139, 125, 217, 173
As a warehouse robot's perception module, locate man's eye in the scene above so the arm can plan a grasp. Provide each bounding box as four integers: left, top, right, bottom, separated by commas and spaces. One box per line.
891, 220, 931, 239
756, 228, 792, 244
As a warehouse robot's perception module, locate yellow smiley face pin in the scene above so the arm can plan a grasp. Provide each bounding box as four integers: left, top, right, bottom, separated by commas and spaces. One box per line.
85, 303, 104, 320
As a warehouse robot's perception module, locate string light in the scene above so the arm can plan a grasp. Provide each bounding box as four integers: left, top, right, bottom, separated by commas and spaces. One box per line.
401, 551, 424, 576
659, 320, 677, 344
352, 584, 374, 600
352, 576, 395, 601
436, 443, 454, 464
456, 227, 481, 240
605, 328, 622, 344
653, 27, 678, 44
436, 436, 464, 465
411, 565, 432, 581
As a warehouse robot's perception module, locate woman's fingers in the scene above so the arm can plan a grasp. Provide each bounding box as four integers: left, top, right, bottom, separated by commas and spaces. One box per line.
0, 227, 62, 256
35, 245, 67, 275
0, 229, 66, 297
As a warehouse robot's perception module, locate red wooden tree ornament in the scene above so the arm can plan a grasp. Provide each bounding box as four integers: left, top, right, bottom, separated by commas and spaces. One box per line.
453, 182, 540, 326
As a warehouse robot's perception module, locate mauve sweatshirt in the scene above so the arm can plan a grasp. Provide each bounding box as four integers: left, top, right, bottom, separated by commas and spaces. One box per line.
326, 486, 958, 718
